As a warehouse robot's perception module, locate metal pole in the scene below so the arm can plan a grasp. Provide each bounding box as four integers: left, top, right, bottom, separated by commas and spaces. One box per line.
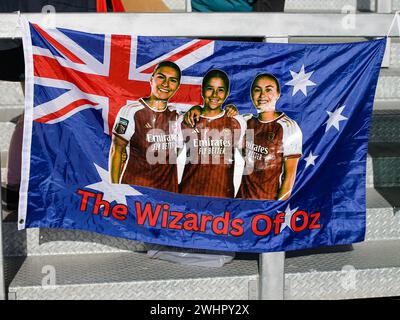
0, 151, 5, 300
257, 35, 287, 301
259, 252, 285, 300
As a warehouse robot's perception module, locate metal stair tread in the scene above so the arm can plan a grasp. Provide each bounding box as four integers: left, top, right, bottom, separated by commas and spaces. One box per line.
285, 239, 400, 274
368, 142, 400, 157
369, 187, 400, 209
365, 187, 396, 208
8, 251, 258, 288
6, 239, 400, 300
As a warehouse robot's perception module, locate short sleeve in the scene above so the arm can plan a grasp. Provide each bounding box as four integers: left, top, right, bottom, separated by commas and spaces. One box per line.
112, 103, 143, 142
279, 116, 303, 158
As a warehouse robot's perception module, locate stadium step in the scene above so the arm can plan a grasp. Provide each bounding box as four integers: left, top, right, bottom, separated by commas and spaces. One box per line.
6, 239, 400, 300
0, 122, 15, 169
6, 252, 259, 300
367, 142, 400, 187
284, 239, 400, 299
2, 186, 398, 257
370, 104, 400, 142
0, 82, 24, 107
376, 69, 400, 100
365, 187, 400, 241
2, 222, 146, 257
0, 105, 24, 123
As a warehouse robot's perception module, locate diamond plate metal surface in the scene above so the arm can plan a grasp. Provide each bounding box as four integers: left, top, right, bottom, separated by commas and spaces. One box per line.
7, 241, 400, 300
285, 240, 400, 299
3, 223, 147, 257
8, 252, 258, 300
365, 188, 400, 241
370, 109, 400, 143
4, 257, 25, 288
368, 143, 400, 187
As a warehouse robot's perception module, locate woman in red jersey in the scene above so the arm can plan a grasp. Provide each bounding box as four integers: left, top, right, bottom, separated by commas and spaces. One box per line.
237, 73, 302, 200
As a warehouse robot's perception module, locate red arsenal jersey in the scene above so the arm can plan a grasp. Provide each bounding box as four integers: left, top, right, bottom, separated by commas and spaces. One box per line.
112, 99, 179, 192
178, 111, 246, 198
237, 113, 302, 200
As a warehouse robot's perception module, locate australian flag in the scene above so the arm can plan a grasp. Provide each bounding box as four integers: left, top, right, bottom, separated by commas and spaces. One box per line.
19, 21, 386, 253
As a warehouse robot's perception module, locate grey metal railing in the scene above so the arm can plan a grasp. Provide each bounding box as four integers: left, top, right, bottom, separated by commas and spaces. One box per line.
0, 13, 396, 38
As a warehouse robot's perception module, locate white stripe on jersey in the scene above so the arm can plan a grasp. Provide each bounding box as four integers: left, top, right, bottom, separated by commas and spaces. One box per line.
112, 101, 145, 141
277, 114, 303, 158
233, 114, 247, 147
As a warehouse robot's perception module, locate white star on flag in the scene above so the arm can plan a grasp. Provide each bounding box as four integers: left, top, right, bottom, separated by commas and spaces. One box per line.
285, 64, 316, 96
304, 151, 318, 168
85, 163, 142, 205
325, 105, 348, 132
280, 205, 299, 232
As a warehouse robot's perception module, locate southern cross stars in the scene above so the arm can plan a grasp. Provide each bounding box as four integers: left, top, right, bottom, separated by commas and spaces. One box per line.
286, 64, 316, 96
325, 105, 348, 132
304, 151, 318, 168
84, 163, 142, 205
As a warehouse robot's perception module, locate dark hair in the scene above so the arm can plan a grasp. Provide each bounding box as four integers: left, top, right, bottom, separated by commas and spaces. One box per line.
202, 69, 230, 93
251, 73, 280, 94
153, 60, 182, 82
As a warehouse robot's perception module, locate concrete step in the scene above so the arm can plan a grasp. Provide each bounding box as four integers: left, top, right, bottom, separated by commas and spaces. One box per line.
0, 105, 23, 123
367, 142, 400, 187
376, 69, 400, 100
0, 82, 24, 107
2, 187, 399, 257
6, 239, 400, 300
0, 122, 15, 169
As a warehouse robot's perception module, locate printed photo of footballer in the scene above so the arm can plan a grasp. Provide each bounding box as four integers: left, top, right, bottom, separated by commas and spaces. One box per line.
177, 69, 246, 198
109, 60, 181, 193
236, 73, 303, 200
